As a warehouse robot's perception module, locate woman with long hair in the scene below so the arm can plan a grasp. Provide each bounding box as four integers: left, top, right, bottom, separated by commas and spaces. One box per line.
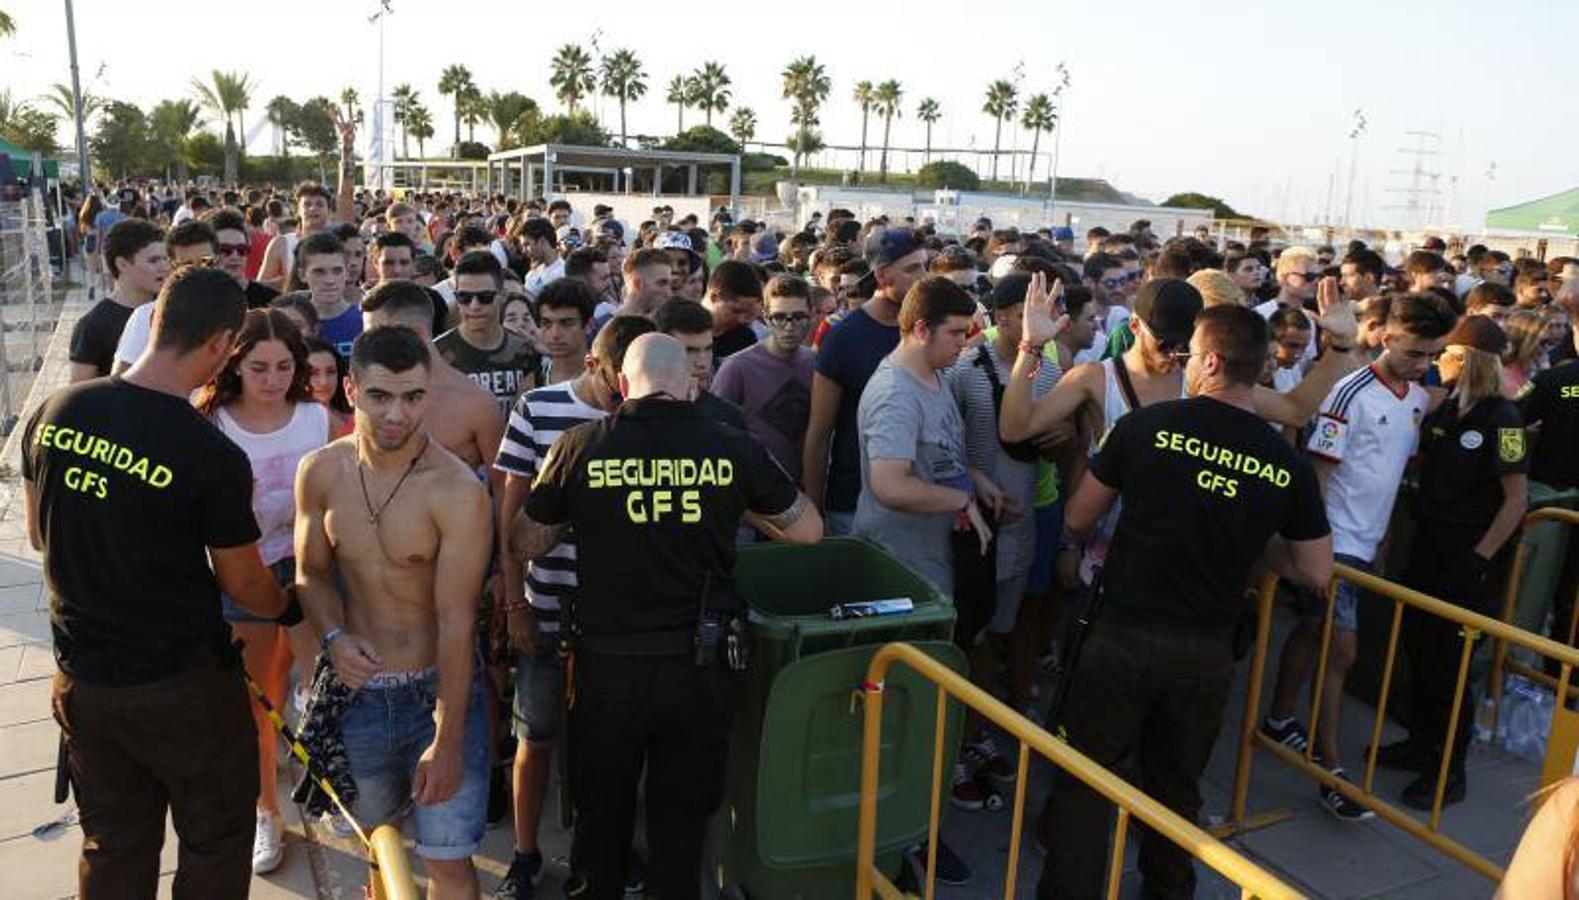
1503, 308, 1548, 397
1500, 777, 1579, 898
302, 336, 353, 439
195, 309, 329, 875
77, 193, 105, 298
1381, 315, 1529, 810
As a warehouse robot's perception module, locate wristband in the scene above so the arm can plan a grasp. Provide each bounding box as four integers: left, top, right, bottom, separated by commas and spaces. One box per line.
274, 588, 304, 628
1329, 343, 1355, 353
322, 626, 343, 649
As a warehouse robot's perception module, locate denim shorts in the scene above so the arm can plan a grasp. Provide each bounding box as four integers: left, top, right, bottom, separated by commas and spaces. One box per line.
1296, 553, 1367, 632
1025, 501, 1065, 599
221, 558, 295, 624
342, 668, 490, 860
511, 640, 565, 744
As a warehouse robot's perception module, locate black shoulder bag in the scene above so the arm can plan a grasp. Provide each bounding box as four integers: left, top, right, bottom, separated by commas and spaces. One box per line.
975, 345, 1042, 463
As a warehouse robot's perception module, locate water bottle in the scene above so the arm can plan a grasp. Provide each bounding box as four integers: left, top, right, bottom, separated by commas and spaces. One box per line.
1473, 695, 1497, 744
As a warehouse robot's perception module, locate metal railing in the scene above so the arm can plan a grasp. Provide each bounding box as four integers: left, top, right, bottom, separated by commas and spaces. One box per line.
853, 641, 1302, 900
1227, 564, 1579, 883
0, 192, 53, 435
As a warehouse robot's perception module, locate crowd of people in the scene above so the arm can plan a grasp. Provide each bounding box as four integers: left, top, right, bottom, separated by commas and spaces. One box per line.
25, 170, 1579, 900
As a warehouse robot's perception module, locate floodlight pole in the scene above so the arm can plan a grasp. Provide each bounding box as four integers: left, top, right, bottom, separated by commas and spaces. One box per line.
63, 0, 90, 185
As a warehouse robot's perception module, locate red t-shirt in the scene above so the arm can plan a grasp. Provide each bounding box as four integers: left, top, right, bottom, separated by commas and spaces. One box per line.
246, 231, 271, 281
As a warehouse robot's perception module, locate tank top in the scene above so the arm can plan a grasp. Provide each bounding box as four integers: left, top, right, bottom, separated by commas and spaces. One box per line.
1079, 358, 1187, 585
215, 402, 329, 565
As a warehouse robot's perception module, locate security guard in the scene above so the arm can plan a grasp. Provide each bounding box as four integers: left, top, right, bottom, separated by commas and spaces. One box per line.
1379, 315, 1527, 809
1515, 314, 1579, 655
518, 333, 821, 900
1036, 305, 1332, 900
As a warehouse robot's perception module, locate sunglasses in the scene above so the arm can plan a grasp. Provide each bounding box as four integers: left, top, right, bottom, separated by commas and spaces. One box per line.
216, 243, 249, 257
1099, 277, 1127, 290
765, 312, 811, 327
455, 289, 497, 307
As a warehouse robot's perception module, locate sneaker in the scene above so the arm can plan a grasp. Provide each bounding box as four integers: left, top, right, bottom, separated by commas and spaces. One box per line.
492, 851, 542, 900
962, 736, 1016, 783
949, 762, 986, 810
624, 850, 645, 894
1319, 769, 1375, 822
252, 810, 285, 874
488, 766, 510, 827
904, 838, 972, 887
1260, 717, 1311, 754
1369, 738, 1433, 773
1401, 769, 1466, 811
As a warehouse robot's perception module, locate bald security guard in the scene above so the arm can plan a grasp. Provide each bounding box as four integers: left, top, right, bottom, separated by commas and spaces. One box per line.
516, 334, 822, 899
1036, 305, 1333, 900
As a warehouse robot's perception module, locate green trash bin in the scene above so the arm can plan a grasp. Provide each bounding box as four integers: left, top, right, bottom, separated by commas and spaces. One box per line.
708, 538, 968, 900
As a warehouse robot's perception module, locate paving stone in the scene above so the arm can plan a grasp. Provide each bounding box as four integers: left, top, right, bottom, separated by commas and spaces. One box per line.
0, 644, 24, 685
0, 611, 49, 649
0, 557, 42, 588
17, 644, 55, 682
0, 769, 63, 842
0, 677, 52, 727
0, 718, 59, 779
0, 582, 41, 616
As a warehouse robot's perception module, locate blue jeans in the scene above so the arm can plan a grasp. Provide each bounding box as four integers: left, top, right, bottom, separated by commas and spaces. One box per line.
511, 640, 565, 744
342, 669, 490, 860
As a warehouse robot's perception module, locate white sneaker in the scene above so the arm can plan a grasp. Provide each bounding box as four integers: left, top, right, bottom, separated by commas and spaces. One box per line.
252, 810, 285, 874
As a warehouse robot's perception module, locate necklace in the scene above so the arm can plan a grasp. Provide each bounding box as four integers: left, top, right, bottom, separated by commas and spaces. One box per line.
357, 436, 427, 525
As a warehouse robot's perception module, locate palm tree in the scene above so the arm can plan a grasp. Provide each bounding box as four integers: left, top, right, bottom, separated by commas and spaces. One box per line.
459, 87, 485, 144
665, 75, 689, 133
875, 80, 903, 183
149, 99, 203, 181
38, 83, 104, 128
0, 10, 14, 37
982, 79, 1018, 182
232, 72, 255, 159
549, 44, 596, 115
486, 90, 537, 151
391, 84, 417, 159
265, 95, 295, 156
781, 55, 831, 178
728, 107, 756, 147
192, 70, 252, 184
851, 80, 875, 174
1020, 93, 1056, 194
407, 103, 434, 159
690, 62, 731, 127
437, 64, 475, 157
599, 49, 646, 148
339, 87, 364, 127
916, 98, 941, 165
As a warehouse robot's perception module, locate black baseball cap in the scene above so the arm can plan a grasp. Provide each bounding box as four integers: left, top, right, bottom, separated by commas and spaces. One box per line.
986, 273, 1032, 310
863, 227, 923, 269
1134, 278, 1202, 350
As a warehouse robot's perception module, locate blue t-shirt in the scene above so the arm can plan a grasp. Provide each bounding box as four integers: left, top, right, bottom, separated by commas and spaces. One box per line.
319, 304, 364, 358
813, 305, 899, 513
94, 209, 127, 235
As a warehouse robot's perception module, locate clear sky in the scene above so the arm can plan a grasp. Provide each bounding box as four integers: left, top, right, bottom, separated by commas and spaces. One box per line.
5, 0, 1576, 230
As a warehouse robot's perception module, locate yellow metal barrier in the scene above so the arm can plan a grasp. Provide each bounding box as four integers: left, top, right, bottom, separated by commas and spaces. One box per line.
853, 641, 1303, 900
1226, 564, 1579, 884
242, 669, 420, 900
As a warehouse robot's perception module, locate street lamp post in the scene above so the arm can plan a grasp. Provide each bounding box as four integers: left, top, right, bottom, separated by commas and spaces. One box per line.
1045, 62, 1070, 226
63, 0, 90, 185
1342, 108, 1367, 238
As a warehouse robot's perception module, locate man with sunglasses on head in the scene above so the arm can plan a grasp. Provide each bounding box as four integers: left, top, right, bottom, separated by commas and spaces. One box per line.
435, 251, 541, 416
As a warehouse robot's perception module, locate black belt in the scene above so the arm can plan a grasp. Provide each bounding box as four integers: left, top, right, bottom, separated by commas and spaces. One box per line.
576, 628, 693, 657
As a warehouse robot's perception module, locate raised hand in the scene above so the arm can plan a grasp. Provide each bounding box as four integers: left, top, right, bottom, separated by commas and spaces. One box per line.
1311, 275, 1357, 346
1021, 272, 1071, 347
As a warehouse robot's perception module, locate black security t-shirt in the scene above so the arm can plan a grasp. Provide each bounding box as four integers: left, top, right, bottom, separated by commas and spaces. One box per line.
68, 299, 137, 377
1415, 393, 1528, 531
1516, 361, 1579, 489
1090, 396, 1329, 636
526, 396, 799, 637
22, 378, 260, 684
696, 389, 748, 430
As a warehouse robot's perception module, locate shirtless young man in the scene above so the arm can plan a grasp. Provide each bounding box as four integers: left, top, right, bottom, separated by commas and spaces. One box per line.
295, 325, 493, 898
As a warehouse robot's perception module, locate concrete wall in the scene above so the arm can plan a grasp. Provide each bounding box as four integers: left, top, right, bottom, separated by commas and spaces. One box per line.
792, 185, 1213, 238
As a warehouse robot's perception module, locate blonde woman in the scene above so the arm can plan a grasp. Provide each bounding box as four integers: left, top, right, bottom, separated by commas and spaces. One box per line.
1503, 309, 1548, 397
1380, 315, 1528, 810
1500, 777, 1579, 899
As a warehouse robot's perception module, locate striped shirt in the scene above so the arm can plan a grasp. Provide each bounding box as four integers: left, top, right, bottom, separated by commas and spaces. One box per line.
495, 381, 605, 632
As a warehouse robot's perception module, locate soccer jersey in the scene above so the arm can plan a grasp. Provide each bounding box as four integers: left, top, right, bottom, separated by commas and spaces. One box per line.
1305, 364, 1427, 561
494, 381, 605, 634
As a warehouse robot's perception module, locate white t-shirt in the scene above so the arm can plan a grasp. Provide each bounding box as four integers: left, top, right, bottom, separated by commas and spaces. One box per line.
114, 303, 155, 367
1305, 365, 1426, 561
1255, 299, 1318, 370
215, 403, 330, 565
1454, 272, 1481, 299
523, 257, 565, 299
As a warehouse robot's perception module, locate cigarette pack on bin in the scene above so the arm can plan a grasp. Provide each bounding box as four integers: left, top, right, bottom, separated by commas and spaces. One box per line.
827, 597, 914, 620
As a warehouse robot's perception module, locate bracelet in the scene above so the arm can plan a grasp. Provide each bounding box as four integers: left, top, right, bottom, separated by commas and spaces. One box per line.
1017, 341, 1043, 377
503, 601, 533, 614
322, 627, 343, 649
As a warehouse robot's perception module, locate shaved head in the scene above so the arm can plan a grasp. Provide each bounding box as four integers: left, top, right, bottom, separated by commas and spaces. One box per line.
620, 332, 691, 400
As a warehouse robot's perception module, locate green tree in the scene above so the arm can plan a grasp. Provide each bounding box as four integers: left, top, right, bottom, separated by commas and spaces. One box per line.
191, 70, 253, 183
781, 55, 831, 178
486, 91, 539, 151
437, 64, 475, 157
982, 79, 1018, 182
339, 87, 364, 128
91, 101, 152, 180
549, 44, 596, 115
916, 160, 980, 191
916, 97, 941, 165
599, 49, 646, 148
183, 132, 224, 177
1020, 93, 1056, 193
458, 87, 485, 143
288, 97, 340, 183
875, 80, 903, 183
728, 107, 756, 146
407, 103, 434, 158
851, 80, 875, 173
1161, 192, 1244, 220
516, 109, 610, 148
0, 92, 59, 155
149, 98, 203, 181
690, 61, 730, 127
39, 83, 103, 130
662, 125, 740, 155
0, 10, 14, 37
665, 75, 689, 133
264, 95, 296, 157
391, 83, 417, 159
